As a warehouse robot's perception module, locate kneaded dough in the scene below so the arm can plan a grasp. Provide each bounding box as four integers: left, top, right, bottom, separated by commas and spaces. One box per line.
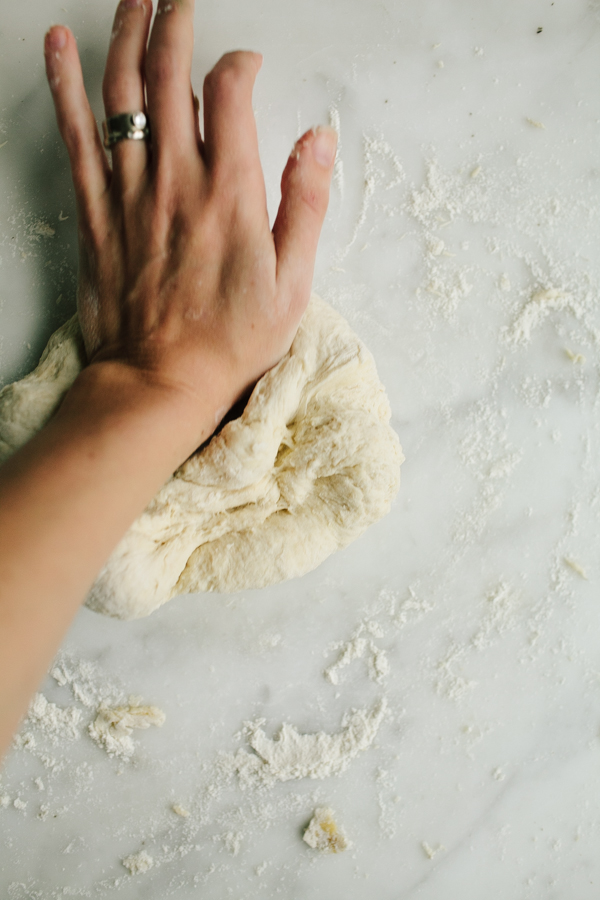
0, 295, 403, 619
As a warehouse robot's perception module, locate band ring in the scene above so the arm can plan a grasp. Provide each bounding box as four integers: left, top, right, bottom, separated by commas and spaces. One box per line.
102, 111, 150, 148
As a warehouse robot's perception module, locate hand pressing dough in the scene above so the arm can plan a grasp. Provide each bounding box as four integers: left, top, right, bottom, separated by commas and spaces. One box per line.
0, 295, 402, 619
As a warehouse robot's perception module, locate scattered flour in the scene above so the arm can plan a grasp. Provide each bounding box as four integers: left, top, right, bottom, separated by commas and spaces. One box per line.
506, 288, 579, 344
224, 699, 387, 788
23, 693, 82, 745
122, 849, 154, 875
325, 620, 389, 685
328, 105, 344, 198
338, 132, 405, 260
214, 831, 243, 856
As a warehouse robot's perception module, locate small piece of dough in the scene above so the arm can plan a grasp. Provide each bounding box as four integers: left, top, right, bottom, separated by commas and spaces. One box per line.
0, 296, 402, 619
303, 807, 349, 853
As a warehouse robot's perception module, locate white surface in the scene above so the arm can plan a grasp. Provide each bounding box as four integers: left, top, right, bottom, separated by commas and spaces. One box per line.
2, 0, 600, 897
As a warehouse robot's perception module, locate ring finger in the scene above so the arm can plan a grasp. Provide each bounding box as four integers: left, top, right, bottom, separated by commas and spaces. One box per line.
102, 0, 152, 188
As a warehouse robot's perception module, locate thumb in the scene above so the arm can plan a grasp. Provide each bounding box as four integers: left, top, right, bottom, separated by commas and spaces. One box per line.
272, 126, 337, 312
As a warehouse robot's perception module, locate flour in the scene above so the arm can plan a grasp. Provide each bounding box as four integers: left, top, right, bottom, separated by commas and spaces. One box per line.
338, 132, 405, 261
214, 831, 243, 856
470, 582, 520, 651
328, 105, 344, 198
122, 850, 154, 875
324, 620, 389, 685
506, 288, 578, 345
224, 699, 387, 788
22, 693, 82, 745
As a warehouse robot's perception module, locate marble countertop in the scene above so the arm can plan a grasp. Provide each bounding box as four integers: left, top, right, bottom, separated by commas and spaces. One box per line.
2, 0, 600, 897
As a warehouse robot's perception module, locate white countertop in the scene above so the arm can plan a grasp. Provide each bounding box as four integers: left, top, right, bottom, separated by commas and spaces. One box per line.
2, 0, 600, 896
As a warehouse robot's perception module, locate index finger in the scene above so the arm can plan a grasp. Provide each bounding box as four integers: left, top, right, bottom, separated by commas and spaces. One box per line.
44, 27, 110, 220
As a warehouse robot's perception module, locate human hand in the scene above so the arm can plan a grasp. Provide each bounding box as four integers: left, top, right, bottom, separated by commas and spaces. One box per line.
43, 0, 337, 447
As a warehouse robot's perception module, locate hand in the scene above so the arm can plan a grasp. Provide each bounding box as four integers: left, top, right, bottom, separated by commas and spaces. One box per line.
43, 0, 337, 449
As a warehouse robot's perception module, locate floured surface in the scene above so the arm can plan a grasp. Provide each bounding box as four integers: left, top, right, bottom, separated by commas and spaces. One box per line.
2, 0, 600, 897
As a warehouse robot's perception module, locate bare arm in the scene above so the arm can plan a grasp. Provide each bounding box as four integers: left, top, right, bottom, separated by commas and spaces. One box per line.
0, 0, 337, 756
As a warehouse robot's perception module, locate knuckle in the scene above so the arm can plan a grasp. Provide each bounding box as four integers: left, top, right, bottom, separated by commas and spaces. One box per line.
204, 52, 255, 98
61, 120, 90, 161
300, 184, 327, 217
145, 48, 180, 86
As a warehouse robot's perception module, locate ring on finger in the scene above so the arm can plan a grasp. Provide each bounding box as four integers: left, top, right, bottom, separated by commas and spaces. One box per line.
102, 111, 150, 148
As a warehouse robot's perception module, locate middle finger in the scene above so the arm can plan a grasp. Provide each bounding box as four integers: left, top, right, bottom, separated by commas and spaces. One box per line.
102, 0, 152, 189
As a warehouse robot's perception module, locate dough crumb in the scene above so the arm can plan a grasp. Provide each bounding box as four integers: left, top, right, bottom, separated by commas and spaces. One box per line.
428, 238, 446, 257
564, 348, 586, 364
30, 220, 55, 237
122, 849, 154, 875
89, 698, 165, 759
172, 804, 190, 818
526, 117, 545, 129
422, 841, 445, 859
564, 558, 587, 579
303, 807, 349, 853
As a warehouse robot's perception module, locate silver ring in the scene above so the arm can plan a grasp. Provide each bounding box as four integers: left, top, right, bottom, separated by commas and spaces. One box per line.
102, 111, 150, 148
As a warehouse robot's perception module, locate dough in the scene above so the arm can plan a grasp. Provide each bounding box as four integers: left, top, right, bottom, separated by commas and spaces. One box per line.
0, 295, 402, 619
303, 807, 349, 853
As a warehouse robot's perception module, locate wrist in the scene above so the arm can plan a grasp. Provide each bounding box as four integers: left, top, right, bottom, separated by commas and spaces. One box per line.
57, 360, 223, 469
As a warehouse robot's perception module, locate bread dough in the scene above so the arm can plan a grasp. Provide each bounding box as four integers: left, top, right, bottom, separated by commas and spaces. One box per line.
303, 807, 349, 853
0, 295, 402, 619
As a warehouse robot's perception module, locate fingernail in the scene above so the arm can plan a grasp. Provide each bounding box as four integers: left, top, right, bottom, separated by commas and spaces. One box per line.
312, 126, 338, 168
120, 0, 143, 8
45, 27, 67, 52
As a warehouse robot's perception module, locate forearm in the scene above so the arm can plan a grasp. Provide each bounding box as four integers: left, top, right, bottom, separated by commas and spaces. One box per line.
0, 363, 218, 755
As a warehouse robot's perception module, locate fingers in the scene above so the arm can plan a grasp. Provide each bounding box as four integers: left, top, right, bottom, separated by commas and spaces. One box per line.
44, 27, 110, 222
202, 51, 264, 186
145, 0, 197, 163
272, 127, 337, 311
102, 0, 152, 187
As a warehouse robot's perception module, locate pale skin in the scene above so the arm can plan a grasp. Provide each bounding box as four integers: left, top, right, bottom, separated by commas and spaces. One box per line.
0, 0, 336, 757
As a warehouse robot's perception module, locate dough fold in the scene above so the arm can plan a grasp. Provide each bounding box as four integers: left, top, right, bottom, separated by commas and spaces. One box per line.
0, 295, 403, 619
